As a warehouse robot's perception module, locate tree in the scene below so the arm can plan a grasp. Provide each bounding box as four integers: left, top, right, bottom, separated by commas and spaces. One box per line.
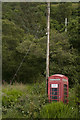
68, 17, 79, 51
49, 31, 80, 86
2, 19, 27, 82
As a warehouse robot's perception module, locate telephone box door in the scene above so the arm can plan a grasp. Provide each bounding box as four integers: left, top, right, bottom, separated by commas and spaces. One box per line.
49, 82, 61, 102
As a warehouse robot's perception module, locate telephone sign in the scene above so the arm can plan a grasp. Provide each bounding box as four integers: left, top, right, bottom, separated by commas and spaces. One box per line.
51, 84, 58, 88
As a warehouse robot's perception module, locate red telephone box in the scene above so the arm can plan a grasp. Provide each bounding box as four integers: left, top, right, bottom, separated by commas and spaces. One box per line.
48, 74, 69, 103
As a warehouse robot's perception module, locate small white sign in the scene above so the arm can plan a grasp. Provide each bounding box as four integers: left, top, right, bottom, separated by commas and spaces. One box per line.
62, 79, 67, 82
51, 84, 58, 88
50, 79, 60, 81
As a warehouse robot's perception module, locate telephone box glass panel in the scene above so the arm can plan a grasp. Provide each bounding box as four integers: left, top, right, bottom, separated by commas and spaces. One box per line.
50, 84, 59, 102
63, 84, 68, 103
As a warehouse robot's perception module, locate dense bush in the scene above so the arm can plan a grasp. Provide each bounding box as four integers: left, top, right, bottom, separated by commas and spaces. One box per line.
2, 82, 48, 118
2, 88, 22, 107
69, 84, 80, 117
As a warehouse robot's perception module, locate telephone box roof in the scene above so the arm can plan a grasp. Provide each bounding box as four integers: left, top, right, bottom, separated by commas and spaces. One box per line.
49, 74, 67, 78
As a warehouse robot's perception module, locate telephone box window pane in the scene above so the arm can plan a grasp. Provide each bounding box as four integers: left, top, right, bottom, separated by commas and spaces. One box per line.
64, 89, 67, 91
64, 96, 67, 99
64, 100, 67, 103
64, 84, 68, 103
64, 84, 67, 91
64, 84, 67, 87
52, 88, 57, 91
52, 91, 57, 95
50, 87, 51, 95
52, 96, 57, 99
64, 92, 67, 95
64, 84, 67, 89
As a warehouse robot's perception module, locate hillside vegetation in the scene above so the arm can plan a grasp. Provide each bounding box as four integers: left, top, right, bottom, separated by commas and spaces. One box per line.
2, 2, 80, 119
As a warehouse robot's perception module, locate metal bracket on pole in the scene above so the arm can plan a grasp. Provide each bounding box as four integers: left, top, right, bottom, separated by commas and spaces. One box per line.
65, 18, 67, 32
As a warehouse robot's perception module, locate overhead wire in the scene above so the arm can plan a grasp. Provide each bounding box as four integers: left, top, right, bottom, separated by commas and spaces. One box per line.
11, 43, 33, 84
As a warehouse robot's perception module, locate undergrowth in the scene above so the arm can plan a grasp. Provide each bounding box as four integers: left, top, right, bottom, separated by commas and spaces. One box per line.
2, 82, 80, 118
39, 102, 79, 118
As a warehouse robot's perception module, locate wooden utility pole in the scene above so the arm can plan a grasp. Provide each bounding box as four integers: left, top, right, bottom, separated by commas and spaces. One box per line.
46, 2, 50, 93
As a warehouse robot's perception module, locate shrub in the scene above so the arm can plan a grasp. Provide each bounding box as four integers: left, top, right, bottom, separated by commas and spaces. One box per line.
31, 81, 46, 95
39, 102, 79, 118
2, 82, 48, 118
2, 108, 24, 118
2, 89, 22, 107
69, 84, 80, 107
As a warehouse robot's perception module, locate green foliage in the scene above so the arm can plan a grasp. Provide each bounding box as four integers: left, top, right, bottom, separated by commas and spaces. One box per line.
51, 3, 72, 32
51, 3, 72, 22
2, 19, 27, 83
2, 88, 22, 107
68, 17, 79, 51
49, 31, 79, 86
69, 84, 80, 107
2, 2, 80, 119
31, 81, 46, 95
2, 108, 24, 118
2, 82, 48, 118
2, 82, 80, 118
40, 102, 79, 118
2, 3, 80, 86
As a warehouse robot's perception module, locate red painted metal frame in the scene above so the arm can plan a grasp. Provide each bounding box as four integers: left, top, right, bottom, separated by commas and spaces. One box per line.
48, 74, 69, 103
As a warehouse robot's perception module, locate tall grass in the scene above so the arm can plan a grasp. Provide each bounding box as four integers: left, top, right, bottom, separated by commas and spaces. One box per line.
39, 102, 79, 118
